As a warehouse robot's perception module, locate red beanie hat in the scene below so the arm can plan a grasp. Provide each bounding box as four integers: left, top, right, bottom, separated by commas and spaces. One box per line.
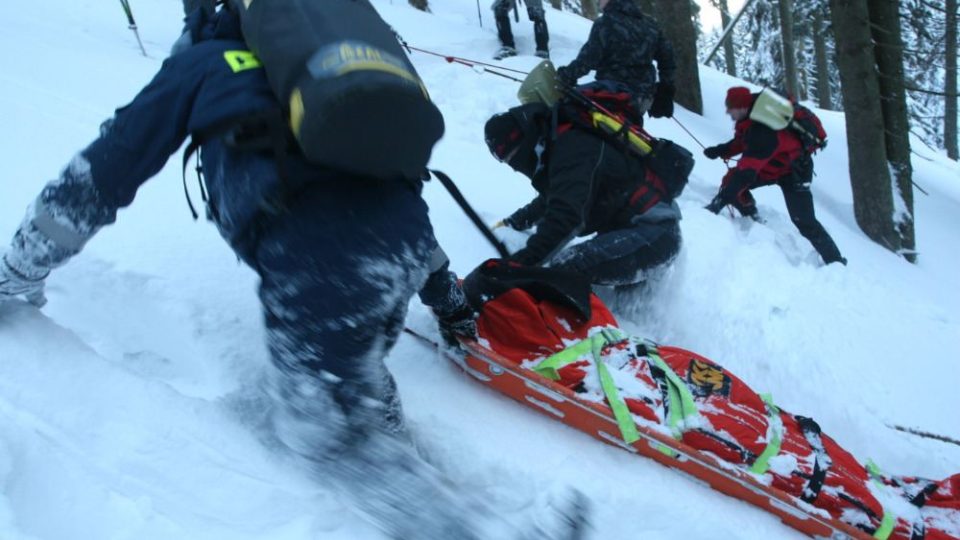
725, 87, 753, 109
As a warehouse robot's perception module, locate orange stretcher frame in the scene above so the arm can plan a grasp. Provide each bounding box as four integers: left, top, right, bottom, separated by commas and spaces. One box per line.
455, 338, 871, 540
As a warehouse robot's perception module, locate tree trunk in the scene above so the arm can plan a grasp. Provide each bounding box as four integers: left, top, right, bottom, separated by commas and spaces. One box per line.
812, 8, 834, 110
829, 0, 901, 254
650, 0, 703, 114
581, 0, 598, 20
408, 0, 428, 11
550, 0, 562, 9
778, 0, 799, 97
868, 0, 915, 261
946, 0, 958, 160
718, 0, 737, 77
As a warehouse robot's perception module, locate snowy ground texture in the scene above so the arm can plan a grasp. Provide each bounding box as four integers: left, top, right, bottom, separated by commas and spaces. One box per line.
1, 1, 959, 539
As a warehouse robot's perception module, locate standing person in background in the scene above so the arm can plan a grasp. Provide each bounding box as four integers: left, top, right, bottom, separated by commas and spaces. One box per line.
704, 87, 846, 266
555, 0, 675, 123
492, 0, 550, 60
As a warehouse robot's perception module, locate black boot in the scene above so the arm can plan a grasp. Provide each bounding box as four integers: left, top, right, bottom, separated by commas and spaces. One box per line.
704, 196, 726, 214
495, 12, 516, 53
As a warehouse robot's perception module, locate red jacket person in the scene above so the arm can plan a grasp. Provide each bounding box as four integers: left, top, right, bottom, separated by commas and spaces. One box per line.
704, 87, 845, 266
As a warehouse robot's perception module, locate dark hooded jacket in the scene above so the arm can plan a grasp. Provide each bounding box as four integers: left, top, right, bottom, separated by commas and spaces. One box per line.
496, 106, 680, 267
558, 0, 675, 99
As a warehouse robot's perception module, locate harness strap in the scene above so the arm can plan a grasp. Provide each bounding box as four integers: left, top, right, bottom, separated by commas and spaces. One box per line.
182, 139, 204, 220
748, 394, 784, 475
533, 329, 642, 444
646, 347, 699, 439
533, 328, 625, 380
796, 415, 831, 503
865, 460, 898, 540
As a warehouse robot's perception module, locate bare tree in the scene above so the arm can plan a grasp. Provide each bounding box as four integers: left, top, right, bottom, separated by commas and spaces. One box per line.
829, 0, 903, 256
869, 0, 916, 261
778, 0, 799, 97
947, 0, 958, 160
650, 0, 703, 114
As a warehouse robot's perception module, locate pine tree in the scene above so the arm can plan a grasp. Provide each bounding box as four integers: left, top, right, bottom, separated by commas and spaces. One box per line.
946, 0, 958, 160
830, 0, 906, 258
713, 0, 738, 77
778, 0, 799, 98
869, 0, 916, 261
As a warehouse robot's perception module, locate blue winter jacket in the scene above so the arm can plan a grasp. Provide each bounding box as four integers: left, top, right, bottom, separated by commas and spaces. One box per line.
87, 8, 342, 260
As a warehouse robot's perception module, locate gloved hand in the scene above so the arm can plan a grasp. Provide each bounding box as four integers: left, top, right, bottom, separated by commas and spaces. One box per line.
0, 252, 48, 307
435, 303, 478, 347
703, 145, 724, 160
492, 217, 518, 231
555, 66, 576, 89
647, 82, 675, 118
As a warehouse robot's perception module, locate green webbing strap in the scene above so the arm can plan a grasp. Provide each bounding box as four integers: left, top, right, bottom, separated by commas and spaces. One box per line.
749, 394, 784, 474
865, 460, 896, 540
647, 348, 699, 438
533, 328, 638, 444
533, 328, 625, 381
596, 355, 641, 445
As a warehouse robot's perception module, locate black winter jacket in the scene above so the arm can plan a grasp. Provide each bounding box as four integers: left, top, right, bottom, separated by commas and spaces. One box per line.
558, 0, 675, 99
506, 128, 679, 266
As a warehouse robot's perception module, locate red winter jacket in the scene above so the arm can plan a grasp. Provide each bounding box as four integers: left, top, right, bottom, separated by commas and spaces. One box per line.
718, 116, 806, 184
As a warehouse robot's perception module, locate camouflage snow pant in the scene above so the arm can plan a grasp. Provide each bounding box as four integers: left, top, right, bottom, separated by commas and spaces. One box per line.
251, 181, 484, 539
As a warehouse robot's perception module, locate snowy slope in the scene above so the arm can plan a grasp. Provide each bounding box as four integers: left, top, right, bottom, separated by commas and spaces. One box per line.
1, 1, 958, 539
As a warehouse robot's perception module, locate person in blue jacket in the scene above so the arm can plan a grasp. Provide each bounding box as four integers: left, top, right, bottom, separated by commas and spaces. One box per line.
0, 4, 485, 539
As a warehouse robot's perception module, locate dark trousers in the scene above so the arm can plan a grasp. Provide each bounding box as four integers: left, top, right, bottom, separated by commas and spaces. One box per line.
246, 182, 486, 539
716, 162, 844, 265
493, 0, 549, 51
551, 220, 682, 286
779, 180, 845, 264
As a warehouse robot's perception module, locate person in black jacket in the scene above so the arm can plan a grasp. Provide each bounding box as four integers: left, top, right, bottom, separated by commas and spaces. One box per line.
486, 103, 682, 287
555, 0, 675, 121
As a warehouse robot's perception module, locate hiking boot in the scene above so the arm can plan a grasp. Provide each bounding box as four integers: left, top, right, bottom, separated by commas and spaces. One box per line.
704, 198, 725, 214
534, 49, 550, 59
493, 46, 517, 60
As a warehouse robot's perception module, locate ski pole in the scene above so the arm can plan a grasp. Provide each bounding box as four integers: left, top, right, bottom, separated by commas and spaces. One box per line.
672, 117, 708, 150
429, 169, 512, 259
119, 0, 148, 56
476, 0, 483, 27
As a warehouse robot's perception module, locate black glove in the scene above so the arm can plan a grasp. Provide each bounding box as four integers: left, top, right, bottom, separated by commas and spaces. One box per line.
555, 66, 576, 89
647, 83, 675, 118
436, 303, 478, 347
703, 145, 724, 160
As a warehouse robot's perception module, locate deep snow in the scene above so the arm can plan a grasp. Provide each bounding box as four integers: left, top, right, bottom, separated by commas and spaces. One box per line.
1, 1, 958, 539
